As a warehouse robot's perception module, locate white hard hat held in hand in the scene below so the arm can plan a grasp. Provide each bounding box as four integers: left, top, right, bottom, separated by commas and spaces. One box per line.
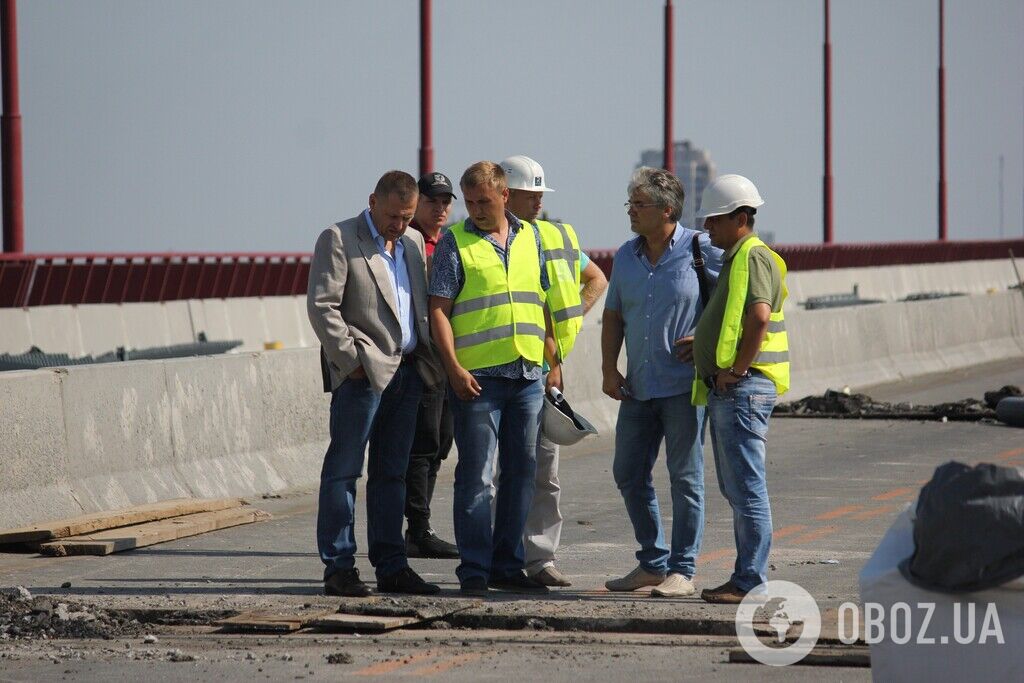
542, 387, 598, 446
696, 174, 764, 219
500, 155, 555, 193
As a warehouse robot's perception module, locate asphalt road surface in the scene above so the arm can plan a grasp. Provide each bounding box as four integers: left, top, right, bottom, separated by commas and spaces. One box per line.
2, 358, 1021, 681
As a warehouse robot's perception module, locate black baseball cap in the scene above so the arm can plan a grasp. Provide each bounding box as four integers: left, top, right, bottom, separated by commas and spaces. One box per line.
417, 172, 457, 199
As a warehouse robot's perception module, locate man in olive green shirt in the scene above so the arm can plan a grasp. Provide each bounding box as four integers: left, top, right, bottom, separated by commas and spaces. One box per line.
679, 174, 784, 604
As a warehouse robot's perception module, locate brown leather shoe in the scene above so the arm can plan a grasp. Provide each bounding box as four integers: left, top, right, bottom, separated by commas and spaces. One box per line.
531, 565, 572, 587
700, 580, 748, 604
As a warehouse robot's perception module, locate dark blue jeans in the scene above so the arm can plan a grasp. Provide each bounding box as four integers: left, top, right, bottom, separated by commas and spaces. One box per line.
316, 363, 423, 581
450, 376, 544, 583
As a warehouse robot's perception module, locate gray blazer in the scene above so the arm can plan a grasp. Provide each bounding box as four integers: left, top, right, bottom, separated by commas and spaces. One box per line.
307, 212, 443, 394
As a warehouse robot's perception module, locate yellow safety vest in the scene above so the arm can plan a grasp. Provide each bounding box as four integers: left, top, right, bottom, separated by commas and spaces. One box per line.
692, 235, 790, 405
534, 220, 583, 360
450, 221, 546, 371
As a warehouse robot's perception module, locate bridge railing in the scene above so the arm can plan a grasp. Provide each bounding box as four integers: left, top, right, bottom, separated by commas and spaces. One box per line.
0, 252, 311, 308
2, 239, 1022, 308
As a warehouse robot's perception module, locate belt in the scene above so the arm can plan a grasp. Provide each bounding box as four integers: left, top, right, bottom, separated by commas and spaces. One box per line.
704, 367, 764, 389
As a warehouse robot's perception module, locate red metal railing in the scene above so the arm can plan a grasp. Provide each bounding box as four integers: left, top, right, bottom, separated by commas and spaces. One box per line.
1, 239, 1022, 308
0, 252, 310, 308
587, 238, 1024, 278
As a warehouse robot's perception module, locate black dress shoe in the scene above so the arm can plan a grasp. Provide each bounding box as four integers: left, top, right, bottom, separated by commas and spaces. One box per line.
406, 530, 460, 559
459, 576, 489, 596
377, 567, 441, 595
324, 568, 372, 597
488, 571, 550, 595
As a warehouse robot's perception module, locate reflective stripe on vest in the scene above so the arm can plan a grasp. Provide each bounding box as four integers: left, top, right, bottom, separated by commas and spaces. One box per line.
692, 235, 790, 406
535, 219, 583, 360
449, 221, 546, 370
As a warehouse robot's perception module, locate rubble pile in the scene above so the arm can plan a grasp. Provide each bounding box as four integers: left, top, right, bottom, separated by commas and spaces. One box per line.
0, 588, 144, 641
774, 387, 1022, 422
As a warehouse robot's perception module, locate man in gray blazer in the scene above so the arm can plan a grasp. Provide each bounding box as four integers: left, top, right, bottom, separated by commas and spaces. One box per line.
307, 170, 444, 597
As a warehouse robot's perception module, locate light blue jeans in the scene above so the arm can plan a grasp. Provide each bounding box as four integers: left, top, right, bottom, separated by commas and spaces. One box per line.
707, 373, 776, 592
612, 393, 706, 577
450, 376, 544, 583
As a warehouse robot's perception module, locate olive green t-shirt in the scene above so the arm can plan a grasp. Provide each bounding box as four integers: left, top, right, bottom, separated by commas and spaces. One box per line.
693, 233, 782, 380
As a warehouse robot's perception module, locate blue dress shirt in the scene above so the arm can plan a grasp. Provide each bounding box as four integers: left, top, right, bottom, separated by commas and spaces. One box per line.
604, 224, 723, 400
364, 209, 417, 354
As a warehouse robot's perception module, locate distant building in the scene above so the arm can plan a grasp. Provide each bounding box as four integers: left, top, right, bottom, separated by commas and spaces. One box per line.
638, 140, 716, 228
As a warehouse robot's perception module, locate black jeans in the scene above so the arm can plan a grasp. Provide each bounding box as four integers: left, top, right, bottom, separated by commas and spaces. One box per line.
404, 382, 453, 536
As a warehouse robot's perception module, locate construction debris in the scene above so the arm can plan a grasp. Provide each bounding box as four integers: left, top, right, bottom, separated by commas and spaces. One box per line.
0, 593, 145, 641
773, 388, 1018, 422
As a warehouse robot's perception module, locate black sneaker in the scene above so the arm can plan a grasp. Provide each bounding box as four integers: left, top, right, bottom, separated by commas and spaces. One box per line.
459, 576, 489, 597
324, 568, 372, 597
377, 567, 441, 595
488, 571, 550, 595
406, 529, 460, 559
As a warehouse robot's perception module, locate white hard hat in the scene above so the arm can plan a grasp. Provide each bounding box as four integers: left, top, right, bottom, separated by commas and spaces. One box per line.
541, 388, 598, 446
696, 174, 764, 218
500, 155, 555, 192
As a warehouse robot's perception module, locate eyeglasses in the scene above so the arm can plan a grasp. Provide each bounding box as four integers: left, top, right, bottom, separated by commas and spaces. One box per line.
624, 201, 661, 210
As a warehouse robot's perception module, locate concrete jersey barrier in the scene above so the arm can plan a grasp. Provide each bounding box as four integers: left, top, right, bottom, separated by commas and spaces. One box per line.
2, 288, 1023, 528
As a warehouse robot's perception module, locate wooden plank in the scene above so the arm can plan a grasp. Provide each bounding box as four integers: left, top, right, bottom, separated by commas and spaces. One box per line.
0, 497, 248, 544
37, 507, 271, 556
216, 610, 322, 633
306, 612, 422, 632
728, 647, 870, 667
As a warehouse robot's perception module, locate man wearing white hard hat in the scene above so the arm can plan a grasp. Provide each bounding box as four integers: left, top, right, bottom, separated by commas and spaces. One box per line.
501, 155, 608, 588
680, 173, 790, 604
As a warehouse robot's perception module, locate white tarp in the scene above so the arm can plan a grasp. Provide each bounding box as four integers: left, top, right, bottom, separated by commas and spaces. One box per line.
859, 509, 1024, 681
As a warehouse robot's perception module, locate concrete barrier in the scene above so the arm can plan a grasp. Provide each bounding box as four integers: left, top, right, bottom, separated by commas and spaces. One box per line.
2, 287, 1022, 528
0, 349, 330, 529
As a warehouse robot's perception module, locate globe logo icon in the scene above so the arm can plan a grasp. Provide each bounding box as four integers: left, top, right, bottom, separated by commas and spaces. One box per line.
735, 580, 822, 666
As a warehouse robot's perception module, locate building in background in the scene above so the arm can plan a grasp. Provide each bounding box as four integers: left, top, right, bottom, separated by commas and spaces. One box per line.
639, 140, 716, 228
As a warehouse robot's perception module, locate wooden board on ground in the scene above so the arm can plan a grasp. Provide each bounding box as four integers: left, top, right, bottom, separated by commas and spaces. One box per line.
0, 498, 248, 544
305, 612, 423, 632
36, 507, 271, 556
728, 646, 870, 667
217, 610, 329, 633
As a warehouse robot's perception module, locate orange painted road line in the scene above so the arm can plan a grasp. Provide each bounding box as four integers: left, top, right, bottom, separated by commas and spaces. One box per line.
850, 504, 898, 520
698, 548, 734, 565
872, 487, 917, 501
788, 526, 839, 545
772, 524, 808, 540
354, 651, 438, 676
408, 653, 483, 676
996, 447, 1024, 461
814, 504, 864, 521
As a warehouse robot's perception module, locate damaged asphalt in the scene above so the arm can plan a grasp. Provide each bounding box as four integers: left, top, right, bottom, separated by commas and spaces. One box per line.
2, 358, 1023, 680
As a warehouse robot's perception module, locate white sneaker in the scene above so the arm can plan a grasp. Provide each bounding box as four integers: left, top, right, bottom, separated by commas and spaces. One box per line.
605, 565, 665, 592
651, 573, 695, 597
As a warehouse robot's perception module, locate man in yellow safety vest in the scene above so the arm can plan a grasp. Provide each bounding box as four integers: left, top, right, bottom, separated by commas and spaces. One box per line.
428, 161, 561, 596
501, 155, 607, 588
681, 174, 790, 604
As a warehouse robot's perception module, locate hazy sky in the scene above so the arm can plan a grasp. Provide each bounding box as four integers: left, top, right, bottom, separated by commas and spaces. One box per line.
15, 0, 1024, 253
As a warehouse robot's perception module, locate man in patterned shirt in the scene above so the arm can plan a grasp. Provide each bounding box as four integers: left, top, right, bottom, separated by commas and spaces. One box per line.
428, 161, 560, 596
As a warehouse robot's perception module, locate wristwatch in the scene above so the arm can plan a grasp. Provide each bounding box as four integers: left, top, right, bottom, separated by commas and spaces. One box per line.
728, 367, 751, 379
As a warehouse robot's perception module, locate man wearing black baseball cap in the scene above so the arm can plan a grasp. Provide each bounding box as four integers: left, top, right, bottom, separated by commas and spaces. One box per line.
405, 172, 460, 558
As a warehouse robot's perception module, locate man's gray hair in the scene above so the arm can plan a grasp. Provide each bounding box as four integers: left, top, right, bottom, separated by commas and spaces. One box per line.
628, 167, 685, 223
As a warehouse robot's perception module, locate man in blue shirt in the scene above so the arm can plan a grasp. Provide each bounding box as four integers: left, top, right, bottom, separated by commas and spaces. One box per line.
600, 167, 723, 597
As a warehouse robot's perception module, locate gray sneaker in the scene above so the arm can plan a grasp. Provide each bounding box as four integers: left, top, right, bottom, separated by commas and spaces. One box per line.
530, 565, 572, 587
605, 565, 665, 592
